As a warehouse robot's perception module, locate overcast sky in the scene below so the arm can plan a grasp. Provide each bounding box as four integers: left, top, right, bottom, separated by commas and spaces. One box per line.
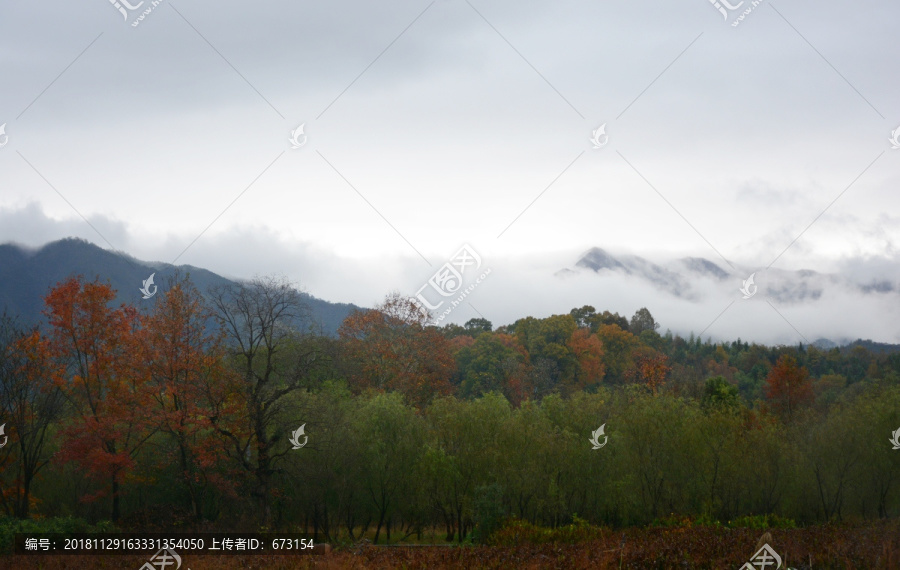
1, 0, 899, 344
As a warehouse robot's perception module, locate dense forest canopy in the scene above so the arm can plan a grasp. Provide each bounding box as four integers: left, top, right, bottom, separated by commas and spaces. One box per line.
1, 274, 899, 545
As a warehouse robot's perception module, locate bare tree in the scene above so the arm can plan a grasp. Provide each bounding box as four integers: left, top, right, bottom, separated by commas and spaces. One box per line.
207, 276, 322, 524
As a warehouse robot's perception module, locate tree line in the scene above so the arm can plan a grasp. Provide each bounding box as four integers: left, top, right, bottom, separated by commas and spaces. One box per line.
0, 274, 899, 543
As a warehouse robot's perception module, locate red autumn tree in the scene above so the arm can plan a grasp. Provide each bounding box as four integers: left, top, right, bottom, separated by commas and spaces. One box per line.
142, 274, 235, 521
706, 345, 738, 382
565, 327, 606, 391
764, 354, 813, 420
627, 347, 672, 395
0, 318, 65, 518
339, 293, 456, 407
44, 277, 151, 522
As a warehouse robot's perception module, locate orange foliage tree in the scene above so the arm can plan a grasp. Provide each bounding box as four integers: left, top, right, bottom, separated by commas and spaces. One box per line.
143, 274, 235, 521
764, 354, 813, 420
0, 318, 65, 518
623, 345, 672, 395
565, 328, 606, 391
339, 293, 455, 407
44, 277, 152, 522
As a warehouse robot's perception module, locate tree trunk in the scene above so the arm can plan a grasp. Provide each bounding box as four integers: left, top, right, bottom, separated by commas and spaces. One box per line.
374, 509, 386, 544
179, 442, 203, 522
346, 507, 356, 540
312, 506, 319, 542
18, 473, 32, 519
111, 474, 120, 522
254, 407, 272, 525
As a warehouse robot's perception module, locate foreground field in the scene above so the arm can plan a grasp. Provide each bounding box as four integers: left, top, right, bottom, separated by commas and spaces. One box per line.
2, 523, 899, 569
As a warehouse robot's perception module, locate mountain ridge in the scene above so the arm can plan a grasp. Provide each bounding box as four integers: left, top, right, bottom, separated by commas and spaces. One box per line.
569, 247, 898, 305
0, 238, 360, 336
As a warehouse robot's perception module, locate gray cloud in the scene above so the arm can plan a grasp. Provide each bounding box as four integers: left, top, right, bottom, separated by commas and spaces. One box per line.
2, 0, 899, 343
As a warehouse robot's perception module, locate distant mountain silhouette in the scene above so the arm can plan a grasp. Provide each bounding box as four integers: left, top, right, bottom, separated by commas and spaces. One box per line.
568, 247, 898, 305
844, 338, 900, 354
0, 238, 360, 336
812, 338, 839, 350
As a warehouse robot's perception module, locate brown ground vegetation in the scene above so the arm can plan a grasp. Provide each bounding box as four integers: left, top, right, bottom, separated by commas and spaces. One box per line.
2, 522, 898, 569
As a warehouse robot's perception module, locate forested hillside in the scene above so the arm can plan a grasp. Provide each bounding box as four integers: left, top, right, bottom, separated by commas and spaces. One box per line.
0, 238, 358, 335
1, 273, 899, 549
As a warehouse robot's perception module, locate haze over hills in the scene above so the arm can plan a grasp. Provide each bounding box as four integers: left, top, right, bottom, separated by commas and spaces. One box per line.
0, 238, 360, 336
565, 247, 899, 305
2, 238, 899, 350
555, 243, 900, 351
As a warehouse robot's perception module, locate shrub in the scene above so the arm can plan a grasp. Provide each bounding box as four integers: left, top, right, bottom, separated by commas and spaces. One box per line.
728, 514, 797, 529
0, 516, 117, 554
470, 483, 505, 544
650, 514, 693, 528
488, 516, 605, 546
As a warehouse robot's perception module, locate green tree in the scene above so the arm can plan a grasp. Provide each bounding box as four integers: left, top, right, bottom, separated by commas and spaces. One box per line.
702, 376, 740, 411
619, 390, 702, 522
848, 386, 900, 518
569, 305, 597, 329
629, 307, 660, 335
800, 405, 865, 521
596, 311, 630, 332
595, 324, 641, 383
514, 315, 578, 391
354, 392, 425, 543
425, 394, 510, 541
455, 332, 527, 400
284, 381, 362, 542
464, 318, 493, 335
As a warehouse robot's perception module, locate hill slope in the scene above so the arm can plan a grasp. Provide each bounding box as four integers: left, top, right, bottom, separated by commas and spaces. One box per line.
0, 238, 359, 336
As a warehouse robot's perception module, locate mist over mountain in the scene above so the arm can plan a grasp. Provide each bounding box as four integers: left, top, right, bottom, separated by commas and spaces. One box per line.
3, 238, 900, 347
0, 238, 359, 335
568, 247, 899, 305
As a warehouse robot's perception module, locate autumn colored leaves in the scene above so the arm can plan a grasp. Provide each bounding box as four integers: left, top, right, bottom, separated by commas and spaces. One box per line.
33, 276, 238, 522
